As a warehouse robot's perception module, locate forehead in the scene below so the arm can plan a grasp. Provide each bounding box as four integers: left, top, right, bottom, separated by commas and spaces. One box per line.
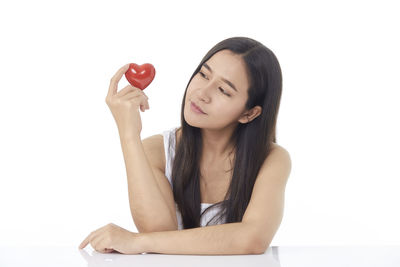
204, 50, 250, 92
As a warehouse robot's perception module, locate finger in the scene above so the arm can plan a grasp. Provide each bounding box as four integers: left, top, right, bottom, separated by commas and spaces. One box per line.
118, 85, 142, 98
104, 248, 115, 253
124, 94, 149, 111
101, 247, 115, 254
108, 64, 131, 97
93, 234, 114, 254
79, 226, 106, 249
121, 90, 146, 101
141, 94, 150, 110
79, 232, 93, 249
142, 92, 150, 109
91, 234, 106, 252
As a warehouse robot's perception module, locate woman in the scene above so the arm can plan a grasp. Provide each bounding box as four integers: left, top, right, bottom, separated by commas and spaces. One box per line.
79, 36, 292, 255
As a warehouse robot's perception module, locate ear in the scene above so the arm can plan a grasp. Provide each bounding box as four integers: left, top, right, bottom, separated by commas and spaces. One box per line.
238, 106, 262, 124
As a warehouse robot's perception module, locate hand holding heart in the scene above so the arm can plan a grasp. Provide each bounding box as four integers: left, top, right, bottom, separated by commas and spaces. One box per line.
105, 63, 151, 139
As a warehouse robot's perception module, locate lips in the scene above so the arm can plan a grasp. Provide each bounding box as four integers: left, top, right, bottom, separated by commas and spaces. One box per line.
191, 101, 206, 114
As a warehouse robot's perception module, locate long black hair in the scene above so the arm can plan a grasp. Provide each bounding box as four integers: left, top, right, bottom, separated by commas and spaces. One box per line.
171, 36, 283, 229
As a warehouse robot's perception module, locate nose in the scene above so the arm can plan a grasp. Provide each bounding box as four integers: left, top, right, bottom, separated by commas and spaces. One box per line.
196, 79, 218, 102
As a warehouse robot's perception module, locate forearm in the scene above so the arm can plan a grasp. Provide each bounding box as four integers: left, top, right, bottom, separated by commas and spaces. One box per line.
119, 135, 176, 232
139, 222, 263, 255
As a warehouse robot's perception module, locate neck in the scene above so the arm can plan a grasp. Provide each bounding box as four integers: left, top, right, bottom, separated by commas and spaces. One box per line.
200, 126, 236, 161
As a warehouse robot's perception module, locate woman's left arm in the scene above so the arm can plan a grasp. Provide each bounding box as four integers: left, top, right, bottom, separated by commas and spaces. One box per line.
140, 221, 262, 255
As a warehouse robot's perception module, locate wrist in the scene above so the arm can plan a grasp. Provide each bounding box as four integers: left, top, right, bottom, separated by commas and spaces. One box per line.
137, 232, 153, 254
118, 127, 141, 141
119, 133, 141, 144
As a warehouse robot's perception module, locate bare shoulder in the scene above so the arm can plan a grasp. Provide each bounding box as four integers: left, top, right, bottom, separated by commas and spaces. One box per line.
141, 134, 166, 173
270, 143, 291, 159
262, 143, 292, 182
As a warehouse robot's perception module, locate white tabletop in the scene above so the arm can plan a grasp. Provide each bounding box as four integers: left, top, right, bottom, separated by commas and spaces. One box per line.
0, 246, 399, 267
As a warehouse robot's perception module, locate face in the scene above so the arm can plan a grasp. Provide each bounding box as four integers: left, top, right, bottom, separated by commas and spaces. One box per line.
184, 49, 260, 130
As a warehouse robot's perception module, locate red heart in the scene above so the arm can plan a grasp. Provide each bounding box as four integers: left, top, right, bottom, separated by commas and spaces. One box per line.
124, 63, 156, 90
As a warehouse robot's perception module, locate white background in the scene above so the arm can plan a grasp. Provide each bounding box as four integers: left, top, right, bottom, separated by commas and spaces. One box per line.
0, 0, 399, 247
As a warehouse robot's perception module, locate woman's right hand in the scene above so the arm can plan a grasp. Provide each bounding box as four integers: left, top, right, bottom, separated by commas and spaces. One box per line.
105, 64, 150, 139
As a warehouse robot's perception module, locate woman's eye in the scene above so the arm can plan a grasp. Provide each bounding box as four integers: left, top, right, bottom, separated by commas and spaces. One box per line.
219, 87, 231, 97
199, 71, 230, 97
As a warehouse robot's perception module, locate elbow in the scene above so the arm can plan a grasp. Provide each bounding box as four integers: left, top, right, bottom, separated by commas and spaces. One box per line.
246, 235, 270, 255
253, 243, 269, 255
241, 223, 270, 254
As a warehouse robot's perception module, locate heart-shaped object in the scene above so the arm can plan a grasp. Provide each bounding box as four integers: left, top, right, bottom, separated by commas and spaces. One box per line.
124, 63, 156, 90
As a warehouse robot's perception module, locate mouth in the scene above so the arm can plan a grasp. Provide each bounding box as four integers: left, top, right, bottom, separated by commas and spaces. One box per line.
190, 101, 207, 114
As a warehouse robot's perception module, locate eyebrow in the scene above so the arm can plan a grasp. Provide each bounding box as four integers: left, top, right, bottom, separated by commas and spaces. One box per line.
202, 63, 238, 92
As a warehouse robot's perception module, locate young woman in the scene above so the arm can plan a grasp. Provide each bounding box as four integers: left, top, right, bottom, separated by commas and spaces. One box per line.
79, 36, 292, 255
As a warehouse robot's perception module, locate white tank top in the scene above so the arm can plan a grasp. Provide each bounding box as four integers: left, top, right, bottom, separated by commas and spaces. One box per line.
161, 126, 226, 230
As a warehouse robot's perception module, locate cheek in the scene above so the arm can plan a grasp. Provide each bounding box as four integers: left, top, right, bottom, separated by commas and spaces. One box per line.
215, 102, 243, 117
186, 79, 199, 94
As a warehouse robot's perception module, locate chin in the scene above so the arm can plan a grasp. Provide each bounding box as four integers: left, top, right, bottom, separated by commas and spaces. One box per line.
183, 107, 206, 128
